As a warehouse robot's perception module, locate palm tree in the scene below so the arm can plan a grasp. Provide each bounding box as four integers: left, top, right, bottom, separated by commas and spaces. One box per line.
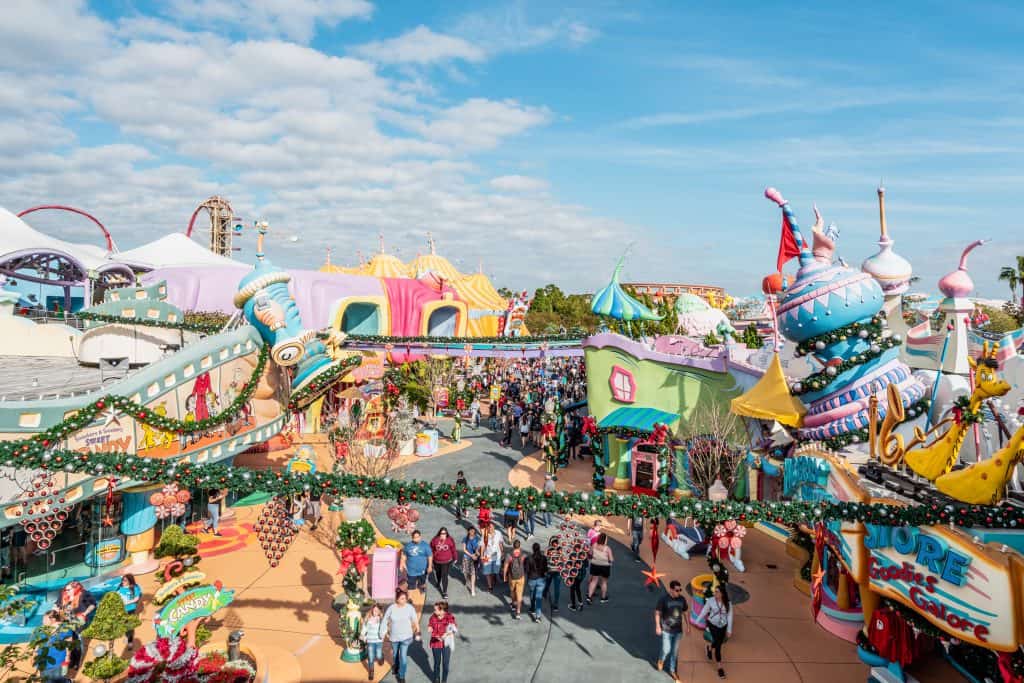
998, 255, 1024, 309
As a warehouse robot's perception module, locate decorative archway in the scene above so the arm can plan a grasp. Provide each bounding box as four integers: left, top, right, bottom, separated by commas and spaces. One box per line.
17, 205, 116, 252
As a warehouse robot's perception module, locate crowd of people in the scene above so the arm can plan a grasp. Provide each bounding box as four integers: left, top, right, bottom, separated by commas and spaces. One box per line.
382, 512, 734, 682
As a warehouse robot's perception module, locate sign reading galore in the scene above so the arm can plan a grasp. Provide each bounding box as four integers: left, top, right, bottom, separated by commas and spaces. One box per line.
864, 524, 1021, 650
156, 583, 234, 638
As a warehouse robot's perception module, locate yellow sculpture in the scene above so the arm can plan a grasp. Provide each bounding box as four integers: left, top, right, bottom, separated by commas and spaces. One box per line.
935, 424, 1024, 504
904, 343, 1010, 481
139, 403, 175, 450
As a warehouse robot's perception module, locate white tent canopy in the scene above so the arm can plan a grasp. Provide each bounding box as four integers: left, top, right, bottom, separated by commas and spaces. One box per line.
114, 232, 244, 269
0, 206, 118, 274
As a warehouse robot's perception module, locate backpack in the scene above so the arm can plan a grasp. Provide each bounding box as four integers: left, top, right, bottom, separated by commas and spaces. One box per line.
508, 553, 525, 580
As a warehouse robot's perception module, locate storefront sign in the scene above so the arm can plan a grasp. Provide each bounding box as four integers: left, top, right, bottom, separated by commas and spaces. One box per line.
156, 583, 235, 638
154, 571, 206, 605
864, 524, 1021, 649
85, 537, 125, 567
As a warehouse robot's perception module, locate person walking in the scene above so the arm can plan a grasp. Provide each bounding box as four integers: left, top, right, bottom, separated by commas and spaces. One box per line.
524, 542, 548, 623
698, 585, 734, 679
630, 516, 645, 562
360, 603, 385, 680
116, 574, 142, 649
307, 492, 323, 531
543, 537, 562, 614
655, 580, 691, 681
203, 488, 226, 536
541, 475, 556, 526
461, 527, 481, 596
430, 527, 457, 600
503, 539, 527, 620
502, 506, 520, 541
470, 398, 481, 429
401, 530, 433, 594
480, 524, 502, 592
501, 411, 513, 447
586, 533, 613, 604
454, 471, 468, 522
488, 401, 498, 430
518, 412, 530, 448
383, 591, 420, 683
427, 601, 458, 683
523, 505, 537, 539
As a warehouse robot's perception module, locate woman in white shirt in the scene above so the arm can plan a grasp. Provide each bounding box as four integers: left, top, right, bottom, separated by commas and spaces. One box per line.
480, 525, 503, 593
697, 584, 733, 679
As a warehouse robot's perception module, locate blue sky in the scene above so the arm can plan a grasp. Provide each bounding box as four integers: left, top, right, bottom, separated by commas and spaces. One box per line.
1, 0, 1021, 298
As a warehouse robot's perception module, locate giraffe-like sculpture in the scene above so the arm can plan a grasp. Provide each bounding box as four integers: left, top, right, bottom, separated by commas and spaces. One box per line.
904, 343, 1010, 481
936, 423, 1024, 504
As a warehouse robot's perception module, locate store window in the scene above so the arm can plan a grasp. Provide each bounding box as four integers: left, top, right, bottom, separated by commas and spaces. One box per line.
609, 366, 636, 403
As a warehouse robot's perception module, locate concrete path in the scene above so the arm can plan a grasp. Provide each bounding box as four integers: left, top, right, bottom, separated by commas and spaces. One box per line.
365, 422, 964, 683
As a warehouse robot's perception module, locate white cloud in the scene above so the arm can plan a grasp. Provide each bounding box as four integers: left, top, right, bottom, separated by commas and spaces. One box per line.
354, 26, 485, 65
567, 22, 599, 46
413, 98, 551, 150
452, 5, 599, 56
0, 4, 639, 291
165, 0, 373, 43
489, 175, 549, 192
0, 0, 110, 71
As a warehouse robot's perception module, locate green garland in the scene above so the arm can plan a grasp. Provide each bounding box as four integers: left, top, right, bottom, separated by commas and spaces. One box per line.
12, 448, 1024, 529
286, 356, 363, 411
792, 336, 901, 395
77, 311, 222, 335
336, 519, 375, 551
952, 395, 983, 425
794, 315, 889, 356
0, 345, 268, 464
346, 334, 581, 345
819, 398, 931, 450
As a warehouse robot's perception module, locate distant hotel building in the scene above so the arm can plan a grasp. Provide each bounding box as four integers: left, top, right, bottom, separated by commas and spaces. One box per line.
622, 282, 730, 308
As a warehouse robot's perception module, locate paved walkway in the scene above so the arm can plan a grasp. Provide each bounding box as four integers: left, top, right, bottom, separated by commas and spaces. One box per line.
366, 421, 963, 683
50, 422, 963, 683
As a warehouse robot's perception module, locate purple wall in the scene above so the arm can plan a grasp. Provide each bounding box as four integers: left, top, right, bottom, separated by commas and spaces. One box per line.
142, 266, 385, 329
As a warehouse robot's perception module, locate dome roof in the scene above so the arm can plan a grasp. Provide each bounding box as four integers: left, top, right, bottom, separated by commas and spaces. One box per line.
408, 253, 461, 281
861, 236, 912, 295
676, 306, 733, 337
674, 292, 712, 313
362, 253, 411, 278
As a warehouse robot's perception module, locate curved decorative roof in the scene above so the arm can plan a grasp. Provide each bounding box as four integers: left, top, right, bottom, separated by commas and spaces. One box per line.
590, 257, 663, 322
408, 253, 461, 281
454, 272, 508, 312
362, 252, 413, 279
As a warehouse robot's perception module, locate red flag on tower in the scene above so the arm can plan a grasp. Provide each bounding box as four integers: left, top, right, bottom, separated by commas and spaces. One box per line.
776, 214, 800, 272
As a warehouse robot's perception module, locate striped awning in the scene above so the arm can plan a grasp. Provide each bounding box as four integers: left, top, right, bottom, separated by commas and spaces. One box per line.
598, 406, 679, 432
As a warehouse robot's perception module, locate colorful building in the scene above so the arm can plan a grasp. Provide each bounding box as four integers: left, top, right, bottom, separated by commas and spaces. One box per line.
583, 333, 744, 492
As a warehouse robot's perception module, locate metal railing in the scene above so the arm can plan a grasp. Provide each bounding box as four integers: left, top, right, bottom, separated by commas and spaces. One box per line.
14, 310, 85, 330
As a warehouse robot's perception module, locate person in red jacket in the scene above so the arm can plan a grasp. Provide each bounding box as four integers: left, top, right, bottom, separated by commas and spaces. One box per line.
430, 527, 458, 600
427, 601, 458, 683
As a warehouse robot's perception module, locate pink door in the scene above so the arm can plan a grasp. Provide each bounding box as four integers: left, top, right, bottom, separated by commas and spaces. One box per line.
371, 547, 398, 600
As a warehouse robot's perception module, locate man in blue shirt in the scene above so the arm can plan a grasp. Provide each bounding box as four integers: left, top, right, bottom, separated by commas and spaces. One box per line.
401, 530, 432, 593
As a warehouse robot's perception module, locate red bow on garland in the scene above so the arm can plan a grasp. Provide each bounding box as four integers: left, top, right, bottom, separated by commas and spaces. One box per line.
541, 423, 556, 439
338, 547, 370, 575
581, 416, 598, 437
